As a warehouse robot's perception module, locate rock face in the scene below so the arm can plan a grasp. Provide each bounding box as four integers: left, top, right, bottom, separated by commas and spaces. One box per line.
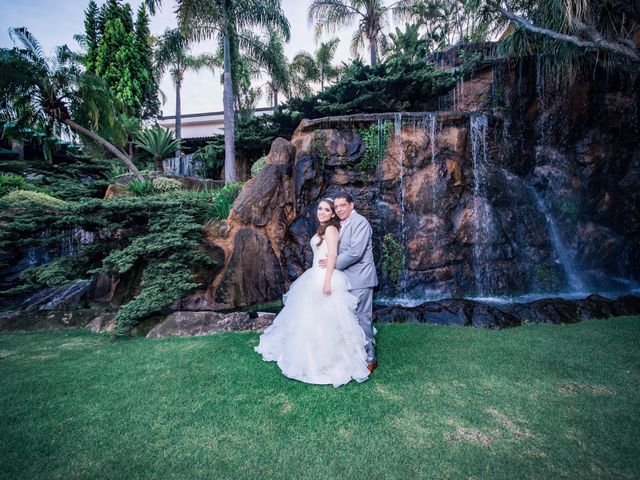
0, 308, 112, 332
178, 138, 297, 310
3, 46, 638, 318
200, 63, 639, 307
373, 294, 640, 329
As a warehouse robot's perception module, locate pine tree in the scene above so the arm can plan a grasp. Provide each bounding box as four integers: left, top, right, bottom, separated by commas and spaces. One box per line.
95, 17, 143, 116
135, 4, 159, 118
83, 0, 100, 74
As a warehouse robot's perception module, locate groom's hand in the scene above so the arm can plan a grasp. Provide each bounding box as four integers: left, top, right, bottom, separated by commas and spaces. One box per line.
318, 258, 327, 269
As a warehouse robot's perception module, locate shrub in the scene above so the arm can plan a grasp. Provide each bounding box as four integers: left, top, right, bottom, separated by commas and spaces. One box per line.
98, 210, 216, 335
357, 122, 392, 173
2, 189, 67, 207
207, 182, 244, 221
382, 233, 405, 285
152, 177, 183, 192
0, 173, 26, 196
251, 156, 267, 178
125, 179, 154, 196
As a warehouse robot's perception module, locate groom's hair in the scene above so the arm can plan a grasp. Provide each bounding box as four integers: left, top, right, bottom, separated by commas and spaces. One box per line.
334, 191, 354, 204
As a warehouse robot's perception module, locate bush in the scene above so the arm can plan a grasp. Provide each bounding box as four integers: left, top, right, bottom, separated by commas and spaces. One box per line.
0, 173, 26, 196
251, 156, 267, 178
125, 179, 154, 196
382, 234, 405, 285
152, 177, 183, 192
2, 189, 66, 207
1, 195, 220, 334
207, 182, 244, 221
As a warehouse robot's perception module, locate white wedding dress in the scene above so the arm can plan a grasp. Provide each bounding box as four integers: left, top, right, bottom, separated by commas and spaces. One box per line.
254, 234, 371, 387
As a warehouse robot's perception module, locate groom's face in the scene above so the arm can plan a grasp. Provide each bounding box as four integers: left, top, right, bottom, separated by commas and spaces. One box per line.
334, 198, 354, 221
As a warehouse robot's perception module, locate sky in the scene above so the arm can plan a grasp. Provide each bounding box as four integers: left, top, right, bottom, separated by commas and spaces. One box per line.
0, 0, 402, 116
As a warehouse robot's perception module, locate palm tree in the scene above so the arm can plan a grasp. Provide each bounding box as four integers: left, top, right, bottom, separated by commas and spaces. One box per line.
243, 30, 289, 110
154, 28, 216, 154
290, 38, 340, 95
490, 0, 639, 65
134, 125, 182, 171
382, 23, 429, 61
147, 0, 290, 184
308, 0, 413, 65
1, 28, 143, 179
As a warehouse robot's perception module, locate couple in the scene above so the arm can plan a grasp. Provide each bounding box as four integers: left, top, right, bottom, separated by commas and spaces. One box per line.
254, 192, 378, 388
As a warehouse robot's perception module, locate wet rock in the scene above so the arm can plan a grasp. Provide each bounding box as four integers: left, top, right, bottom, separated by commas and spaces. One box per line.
373, 295, 640, 329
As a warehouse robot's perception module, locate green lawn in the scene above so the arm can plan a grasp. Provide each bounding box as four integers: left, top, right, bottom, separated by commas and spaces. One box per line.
1, 318, 639, 480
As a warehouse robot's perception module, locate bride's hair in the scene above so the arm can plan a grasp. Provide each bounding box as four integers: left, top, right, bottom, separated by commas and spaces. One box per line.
316, 198, 340, 246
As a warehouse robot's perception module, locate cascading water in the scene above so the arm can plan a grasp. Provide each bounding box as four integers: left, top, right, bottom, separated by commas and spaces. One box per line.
470, 113, 494, 296
162, 154, 204, 178
394, 113, 408, 296
527, 186, 587, 292
60, 227, 96, 257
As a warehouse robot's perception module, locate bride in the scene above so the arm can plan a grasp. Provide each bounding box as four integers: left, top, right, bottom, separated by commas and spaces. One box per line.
254, 198, 371, 387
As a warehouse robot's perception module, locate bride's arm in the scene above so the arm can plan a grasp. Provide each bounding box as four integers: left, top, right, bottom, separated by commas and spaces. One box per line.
323, 226, 339, 296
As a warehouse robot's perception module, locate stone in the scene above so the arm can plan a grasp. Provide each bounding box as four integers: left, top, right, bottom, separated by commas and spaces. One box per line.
253, 313, 276, 332
86, 311, 117, 333
146, 311, 252, 338
214, 229, 285, 306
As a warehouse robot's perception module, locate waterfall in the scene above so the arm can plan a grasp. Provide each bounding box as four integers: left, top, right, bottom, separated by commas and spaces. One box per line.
394, 113, 408, 296
25, 230, 52, 268
470, 113, 493, 295
60, 227, 96, 257
162, 154, 204, 178
527, 186, 587, 292
535, 56, 547, 147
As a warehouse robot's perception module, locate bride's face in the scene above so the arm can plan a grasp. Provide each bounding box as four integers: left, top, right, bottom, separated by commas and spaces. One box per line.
317, 201, 335, 223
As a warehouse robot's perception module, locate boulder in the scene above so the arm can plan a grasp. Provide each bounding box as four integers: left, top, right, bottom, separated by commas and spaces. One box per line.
146, 311, 252, 338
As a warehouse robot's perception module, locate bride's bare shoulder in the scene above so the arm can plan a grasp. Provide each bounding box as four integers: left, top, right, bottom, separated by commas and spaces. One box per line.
325, 225, 340, 240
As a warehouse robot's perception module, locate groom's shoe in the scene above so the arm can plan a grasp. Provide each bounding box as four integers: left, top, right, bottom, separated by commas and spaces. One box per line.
367, 360, 378, 373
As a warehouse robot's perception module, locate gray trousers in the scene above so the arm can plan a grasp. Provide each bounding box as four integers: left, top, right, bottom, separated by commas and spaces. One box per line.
351, 287, 375, 363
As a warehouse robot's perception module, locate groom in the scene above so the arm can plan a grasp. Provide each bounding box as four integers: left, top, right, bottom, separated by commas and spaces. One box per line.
319, 192, 378, 372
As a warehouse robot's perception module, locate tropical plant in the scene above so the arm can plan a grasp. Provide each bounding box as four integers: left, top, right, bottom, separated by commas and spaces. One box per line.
308, 0, 413, 65
207, 181, 244, 221
407, 0, 493, 49
492, 0, 639, 80
382, 23, 430, 61
0, 28, 143, 179
244, 30, 290, 110
147, 0, 291, 184
154, 28, 216, 148
193, 141, 225, 178
125, 178, 154, 196
290, 38, 341, 95
133, 125, 181, 172
491, 0, 639, 65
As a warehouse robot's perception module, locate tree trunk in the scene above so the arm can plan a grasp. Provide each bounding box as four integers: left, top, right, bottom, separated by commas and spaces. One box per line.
369, 39, 378, 65
153, 154, 164, 172
273, 87, 279, 112
223, 34, 236, 184
63, 118, 143, 180
175, 77, 182, 159
11, 139, 24, 161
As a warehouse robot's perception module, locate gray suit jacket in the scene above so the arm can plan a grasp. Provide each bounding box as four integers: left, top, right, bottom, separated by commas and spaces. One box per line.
336, 210, 378, 289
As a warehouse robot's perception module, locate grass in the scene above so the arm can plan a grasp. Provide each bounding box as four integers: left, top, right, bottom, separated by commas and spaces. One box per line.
1, 317, 639, 479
